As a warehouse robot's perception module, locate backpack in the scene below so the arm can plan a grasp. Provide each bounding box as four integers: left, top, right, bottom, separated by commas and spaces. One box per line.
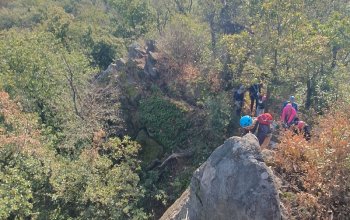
257, 113, 273, 125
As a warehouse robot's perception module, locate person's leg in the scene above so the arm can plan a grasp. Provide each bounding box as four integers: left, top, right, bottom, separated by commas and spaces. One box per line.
235, 101, 242, 116
250, 96, 254, 113
255, 97, 259, 114
261, 134, 272, 149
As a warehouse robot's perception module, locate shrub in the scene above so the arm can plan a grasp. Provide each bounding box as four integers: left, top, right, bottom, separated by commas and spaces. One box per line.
274, 102, 350, 219
91, 40, 117, 70
204, 92, 232, 139
139, 96, 190, 151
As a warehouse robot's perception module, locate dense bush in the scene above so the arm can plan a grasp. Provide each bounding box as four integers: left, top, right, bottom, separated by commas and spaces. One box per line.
204, 92, 232, 139
139, 95, 190, 151
91, 40, 117, 70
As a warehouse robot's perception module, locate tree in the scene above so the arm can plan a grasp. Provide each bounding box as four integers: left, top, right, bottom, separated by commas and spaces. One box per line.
0, 91, 147, 219
158, 14, 211, 65
0, 92, 53, 219
216, 0, 350, 113
0, 29, 97, 150
108, 0, 156, 40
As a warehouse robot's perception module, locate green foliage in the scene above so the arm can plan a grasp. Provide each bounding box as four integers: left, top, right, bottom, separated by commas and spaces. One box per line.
0, 29, 99, 150
44, 5, 74, 44
139, 96, 189, 151
2, 0, 350, 219
214, 0, 350, 113
170, 167, 192, 200
0, 0, 47, 30
159, 14, 211, 65
91, 40, 117, 70
108, 0, 156, 40
136, 130, 164, 166
204, 92, 231, 139
0, 169, 34, 219
0, 92, 147, 219
49, 141, 146, 219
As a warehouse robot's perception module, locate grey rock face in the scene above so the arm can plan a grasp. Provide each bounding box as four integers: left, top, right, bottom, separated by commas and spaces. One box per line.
128, 42, 146, 59
160, 133, 282, 220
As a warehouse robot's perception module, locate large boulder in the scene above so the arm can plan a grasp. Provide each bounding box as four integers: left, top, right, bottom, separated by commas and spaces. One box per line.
160, 133, 282, 220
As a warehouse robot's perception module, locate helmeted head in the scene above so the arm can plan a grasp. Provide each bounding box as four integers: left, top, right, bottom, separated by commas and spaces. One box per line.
240, 115, 253, 128
297, 121, 306, 130
263, 113, 273, 121
258, 113, 273, 124
290, 95, 295, 102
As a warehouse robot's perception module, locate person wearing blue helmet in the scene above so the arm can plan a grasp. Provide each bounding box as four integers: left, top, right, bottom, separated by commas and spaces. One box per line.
240, 114, 273, 149
282, 95, 298, 112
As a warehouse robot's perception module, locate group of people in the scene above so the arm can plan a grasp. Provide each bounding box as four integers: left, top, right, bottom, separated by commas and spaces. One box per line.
280, 96, 311, 141
234, 84, 311, 149
233, 83, 265, 117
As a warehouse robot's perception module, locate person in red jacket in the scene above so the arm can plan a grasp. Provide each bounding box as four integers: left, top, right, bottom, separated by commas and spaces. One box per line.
281, 103, 297, 127
241, 113, 273, 148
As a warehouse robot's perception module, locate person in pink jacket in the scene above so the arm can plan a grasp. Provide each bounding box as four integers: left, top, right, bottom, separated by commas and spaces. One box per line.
281, 103, 297, 127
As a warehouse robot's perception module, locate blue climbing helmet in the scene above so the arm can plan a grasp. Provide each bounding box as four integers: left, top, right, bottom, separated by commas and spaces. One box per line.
290, 95, 295, 102
240, 115, 253, 128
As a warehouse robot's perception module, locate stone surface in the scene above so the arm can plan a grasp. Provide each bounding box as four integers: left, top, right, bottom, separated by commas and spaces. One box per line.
160, 133, 282, 220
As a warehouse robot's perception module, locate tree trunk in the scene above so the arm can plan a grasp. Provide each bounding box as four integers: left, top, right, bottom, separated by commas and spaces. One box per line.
305, 77, 312, 110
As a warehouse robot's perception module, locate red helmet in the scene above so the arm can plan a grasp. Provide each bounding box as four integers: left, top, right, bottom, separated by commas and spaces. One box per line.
297, 121, 305, 130
258, 113, 273, 125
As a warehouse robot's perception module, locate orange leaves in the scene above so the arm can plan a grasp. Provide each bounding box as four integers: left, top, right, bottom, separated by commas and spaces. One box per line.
181, 64, 200, 82
0, 91, 42, 155
274, 102, 350, 218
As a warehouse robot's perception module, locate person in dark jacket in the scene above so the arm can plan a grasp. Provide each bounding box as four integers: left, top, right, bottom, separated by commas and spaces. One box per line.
233, 85, 245, 116
282, 95, 298, 112
292, 118, 311, 141
249, 82, 263, 115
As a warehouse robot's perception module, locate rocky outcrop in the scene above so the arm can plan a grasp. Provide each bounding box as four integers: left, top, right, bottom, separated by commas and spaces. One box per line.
160, 133, 282, 220
94, 41, 162, 135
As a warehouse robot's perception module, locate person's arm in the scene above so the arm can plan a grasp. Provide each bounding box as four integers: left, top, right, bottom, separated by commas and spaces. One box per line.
281, 107, 286, 122
251, 119, 259, 133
